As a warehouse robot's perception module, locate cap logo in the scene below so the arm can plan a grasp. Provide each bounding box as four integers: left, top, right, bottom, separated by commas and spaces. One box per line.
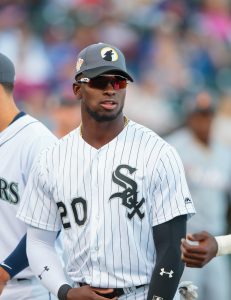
101, 47, 118, 62
76, 58, 84, 72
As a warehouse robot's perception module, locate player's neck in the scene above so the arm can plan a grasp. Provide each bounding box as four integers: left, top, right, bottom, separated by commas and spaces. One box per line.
0, 96, 20, 132
80, 115, 128, 149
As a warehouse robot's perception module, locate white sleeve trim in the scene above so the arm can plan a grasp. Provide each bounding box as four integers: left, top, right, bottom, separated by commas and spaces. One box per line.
215, 234, 231, 256
27, 226, 71, 296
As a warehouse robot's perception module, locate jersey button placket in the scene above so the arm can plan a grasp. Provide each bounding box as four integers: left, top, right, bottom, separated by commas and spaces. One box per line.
89, 153, 100, 265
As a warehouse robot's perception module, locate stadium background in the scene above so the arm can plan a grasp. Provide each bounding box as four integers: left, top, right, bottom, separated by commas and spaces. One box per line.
0, 0, 231, 298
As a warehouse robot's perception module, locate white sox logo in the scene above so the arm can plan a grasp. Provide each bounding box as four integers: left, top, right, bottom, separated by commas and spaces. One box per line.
109, 164, 145, 220
160, 268, 174, 278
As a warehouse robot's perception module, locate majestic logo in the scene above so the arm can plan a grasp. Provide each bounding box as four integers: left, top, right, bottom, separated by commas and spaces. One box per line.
109, 164, 145, 220
160, 268, 174, 278
101, 47, 118, 62
0, 178, 19, 204
38, 266, 49, 280
184, 197, 192, 204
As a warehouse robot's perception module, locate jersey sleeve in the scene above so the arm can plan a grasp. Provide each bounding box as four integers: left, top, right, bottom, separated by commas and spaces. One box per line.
151, 145, 196, 227
17, 148, 62, 232
22, 129, 57, 184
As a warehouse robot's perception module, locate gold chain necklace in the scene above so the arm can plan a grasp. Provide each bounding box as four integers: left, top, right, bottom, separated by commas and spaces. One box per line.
80, 116, 129, 137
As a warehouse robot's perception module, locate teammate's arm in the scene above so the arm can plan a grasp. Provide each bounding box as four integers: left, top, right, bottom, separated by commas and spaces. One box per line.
216, 234, 231, 255
0, 267, 10, 295
181, 231, 231, 268
0, 234, 29, 278
147, 214, 187, 300
0, 234, 29, 294
27, 226, 116, 300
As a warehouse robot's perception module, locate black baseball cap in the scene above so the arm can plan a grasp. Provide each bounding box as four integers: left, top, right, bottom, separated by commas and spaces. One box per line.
0, 53, 15, 83
75, 42, 134, 82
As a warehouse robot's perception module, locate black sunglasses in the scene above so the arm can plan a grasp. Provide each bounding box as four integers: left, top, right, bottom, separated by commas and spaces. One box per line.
76, 75, 128, 90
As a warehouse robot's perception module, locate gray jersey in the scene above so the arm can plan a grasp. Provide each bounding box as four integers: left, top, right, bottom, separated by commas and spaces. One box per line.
17, 120, 195, 288
167, 128, 231, 235
167, 129, 231, 300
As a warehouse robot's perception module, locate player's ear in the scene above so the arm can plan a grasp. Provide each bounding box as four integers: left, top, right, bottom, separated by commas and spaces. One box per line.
73, 83, 82, 99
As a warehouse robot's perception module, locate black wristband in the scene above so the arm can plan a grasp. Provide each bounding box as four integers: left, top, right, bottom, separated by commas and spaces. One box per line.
58, 284, 72, 300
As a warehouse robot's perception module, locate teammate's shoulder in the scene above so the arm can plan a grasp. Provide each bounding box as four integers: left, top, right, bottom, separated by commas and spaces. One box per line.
165, 128, 192, 148
23, 115, 54, 135
212, 140, 231, 161
18, 115, 57, 149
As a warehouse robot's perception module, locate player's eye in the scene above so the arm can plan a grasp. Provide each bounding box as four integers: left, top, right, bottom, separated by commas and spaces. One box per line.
77, 76, 128, 90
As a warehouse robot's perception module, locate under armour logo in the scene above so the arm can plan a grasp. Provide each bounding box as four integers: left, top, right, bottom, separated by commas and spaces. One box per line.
38, 266, 49, 280
160, 268, 174, 278
109, 164, 145, 220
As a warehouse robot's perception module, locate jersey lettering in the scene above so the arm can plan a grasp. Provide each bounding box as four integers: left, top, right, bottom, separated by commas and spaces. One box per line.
71, 197, 87, 226
57, 202, 71, 229
0, 178, 19, 204
57, 197, 87, 229
109, 164, 145, 219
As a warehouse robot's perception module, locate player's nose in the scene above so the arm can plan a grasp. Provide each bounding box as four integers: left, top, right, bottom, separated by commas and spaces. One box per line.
103, 85, 116, 95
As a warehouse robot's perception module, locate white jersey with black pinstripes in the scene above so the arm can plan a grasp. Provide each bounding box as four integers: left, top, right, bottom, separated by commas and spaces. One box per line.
17, 120, 195, 288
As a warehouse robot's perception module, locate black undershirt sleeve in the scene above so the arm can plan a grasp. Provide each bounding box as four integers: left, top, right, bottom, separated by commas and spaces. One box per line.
147, 214, 187, 300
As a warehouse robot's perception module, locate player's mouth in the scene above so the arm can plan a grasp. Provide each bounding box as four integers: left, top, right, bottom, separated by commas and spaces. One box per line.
100, 100, 117, 110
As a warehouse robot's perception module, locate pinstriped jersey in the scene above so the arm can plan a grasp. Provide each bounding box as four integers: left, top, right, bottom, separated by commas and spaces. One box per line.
17, 120, 195, 287
0, 114, 57, 279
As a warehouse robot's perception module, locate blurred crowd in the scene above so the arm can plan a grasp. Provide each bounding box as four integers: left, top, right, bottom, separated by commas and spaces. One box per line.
1, 1, 231, 299
0, 0, 231, 138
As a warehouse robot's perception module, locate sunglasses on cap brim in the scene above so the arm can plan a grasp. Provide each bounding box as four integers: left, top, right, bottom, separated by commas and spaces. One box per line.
76, 75, 128, 90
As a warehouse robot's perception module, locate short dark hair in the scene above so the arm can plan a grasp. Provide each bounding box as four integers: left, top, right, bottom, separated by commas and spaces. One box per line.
1, 82, 14, 94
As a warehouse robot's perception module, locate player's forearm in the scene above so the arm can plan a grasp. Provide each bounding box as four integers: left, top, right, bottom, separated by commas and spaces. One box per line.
147, 247, 184, 300
215, 234, 231, 256
27, 226, 71, 297
147, 215, 186, 300
0, 234, 28, 278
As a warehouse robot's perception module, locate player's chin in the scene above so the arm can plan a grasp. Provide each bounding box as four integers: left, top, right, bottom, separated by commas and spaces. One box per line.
95, 109, 123, 122
87, 105, 122, 122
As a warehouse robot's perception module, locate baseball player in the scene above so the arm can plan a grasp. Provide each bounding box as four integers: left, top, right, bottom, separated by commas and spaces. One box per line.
166, 91, 231, 300
0, 52, 58, 299
17, 42, 196, 300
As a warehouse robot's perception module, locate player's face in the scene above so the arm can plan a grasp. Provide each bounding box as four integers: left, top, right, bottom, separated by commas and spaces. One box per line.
188, 111, 214, 144
73, 75, 127, 122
